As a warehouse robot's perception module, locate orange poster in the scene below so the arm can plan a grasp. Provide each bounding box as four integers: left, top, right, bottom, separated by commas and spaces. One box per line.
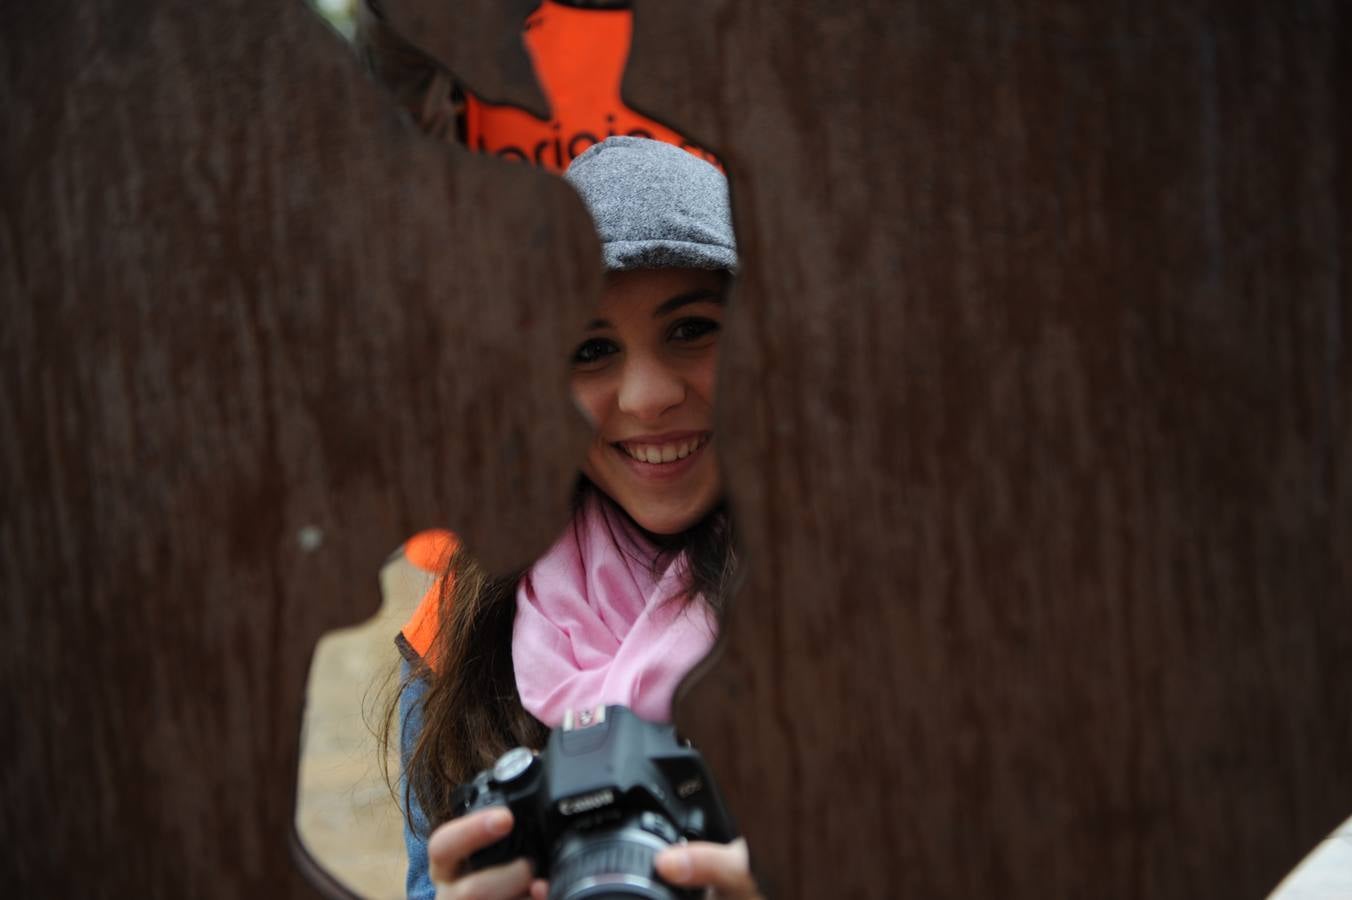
463, 0, 720, 172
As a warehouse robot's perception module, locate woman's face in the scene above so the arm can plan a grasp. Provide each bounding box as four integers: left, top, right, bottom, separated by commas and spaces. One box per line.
570, 267, 726, 535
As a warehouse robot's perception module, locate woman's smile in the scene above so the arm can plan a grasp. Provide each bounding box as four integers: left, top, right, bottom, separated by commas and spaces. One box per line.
613, 431, 711, 469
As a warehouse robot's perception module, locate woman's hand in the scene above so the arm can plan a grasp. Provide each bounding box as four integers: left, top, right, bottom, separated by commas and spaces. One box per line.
429, 810, 759, 900
427, 807, 549, 900
655, 838, 763, 900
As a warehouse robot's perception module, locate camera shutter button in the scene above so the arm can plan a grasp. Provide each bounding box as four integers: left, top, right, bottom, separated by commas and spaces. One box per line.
491, 747, 536, 785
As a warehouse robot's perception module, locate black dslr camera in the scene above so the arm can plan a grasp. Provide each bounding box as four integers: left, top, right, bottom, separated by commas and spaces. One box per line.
452, 705, 736, 900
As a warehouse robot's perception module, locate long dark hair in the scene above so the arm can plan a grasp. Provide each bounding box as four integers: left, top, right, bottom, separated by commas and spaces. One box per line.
383, 479, 737, 835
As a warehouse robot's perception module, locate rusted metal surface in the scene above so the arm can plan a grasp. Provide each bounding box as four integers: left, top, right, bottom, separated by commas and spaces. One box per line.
1, 0, 594, 895
627, 1, 1351, 896
2, 0, 1348, 898
381, 0, 548, 115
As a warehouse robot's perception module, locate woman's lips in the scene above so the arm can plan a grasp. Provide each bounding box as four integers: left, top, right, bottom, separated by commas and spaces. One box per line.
609, 432, 712, 480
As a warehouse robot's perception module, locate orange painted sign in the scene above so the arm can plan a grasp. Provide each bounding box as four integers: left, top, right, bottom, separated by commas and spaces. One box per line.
395, 529, 458, 669
463, 0, 720, 171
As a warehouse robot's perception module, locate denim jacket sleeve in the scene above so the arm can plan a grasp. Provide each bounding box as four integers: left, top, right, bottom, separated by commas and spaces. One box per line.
399, 659, 435, 900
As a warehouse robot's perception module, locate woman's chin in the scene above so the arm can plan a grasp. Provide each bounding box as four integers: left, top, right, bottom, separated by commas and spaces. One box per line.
607, 487, 722, 536
632, 510, 700, 536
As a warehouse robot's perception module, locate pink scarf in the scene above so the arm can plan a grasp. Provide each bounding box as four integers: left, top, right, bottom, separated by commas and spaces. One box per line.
513, 492, 718, 726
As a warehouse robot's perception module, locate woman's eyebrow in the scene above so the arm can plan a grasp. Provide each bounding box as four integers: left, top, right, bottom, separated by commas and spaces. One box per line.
585, 288, 726, 330
654, 288, 725, 317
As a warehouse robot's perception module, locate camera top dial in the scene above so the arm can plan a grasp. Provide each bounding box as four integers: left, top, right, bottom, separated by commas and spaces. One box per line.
493, 747, 538, 786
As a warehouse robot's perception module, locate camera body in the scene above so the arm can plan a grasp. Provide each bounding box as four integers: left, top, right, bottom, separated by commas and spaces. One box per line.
453, 705, 736, 900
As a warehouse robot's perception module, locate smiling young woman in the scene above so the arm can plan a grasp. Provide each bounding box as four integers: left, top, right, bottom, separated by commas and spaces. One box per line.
387, 138, 761, 900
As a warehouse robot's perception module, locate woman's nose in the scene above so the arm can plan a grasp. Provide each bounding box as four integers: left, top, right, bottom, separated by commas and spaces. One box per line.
616, 356, 685, 422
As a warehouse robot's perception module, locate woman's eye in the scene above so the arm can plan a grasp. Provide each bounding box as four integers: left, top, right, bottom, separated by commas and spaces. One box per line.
669, 317, 720, 343
572, 338, 618, 366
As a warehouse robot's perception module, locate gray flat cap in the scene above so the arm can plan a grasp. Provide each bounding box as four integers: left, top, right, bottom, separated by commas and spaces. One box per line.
564, 136, 738, 273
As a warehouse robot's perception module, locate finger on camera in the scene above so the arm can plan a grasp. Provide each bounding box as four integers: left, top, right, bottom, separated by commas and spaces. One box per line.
426, 807, 514, 882
655, 838, 756, 894
434, 857, 533, 900
528, 878, 550, 900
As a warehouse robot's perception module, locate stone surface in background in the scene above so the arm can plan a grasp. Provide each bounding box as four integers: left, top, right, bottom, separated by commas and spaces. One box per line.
1272, 820, 1352, 900
296, 551, 434, 899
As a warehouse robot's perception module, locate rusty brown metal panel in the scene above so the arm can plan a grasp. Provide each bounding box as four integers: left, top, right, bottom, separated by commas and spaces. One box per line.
3, 0, 1349, 898
1, 0, 595, 895
380, 0, 548, 114
626, 1, 1351, 897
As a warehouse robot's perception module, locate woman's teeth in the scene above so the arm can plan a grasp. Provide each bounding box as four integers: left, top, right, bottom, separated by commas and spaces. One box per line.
618, 436, 707, 464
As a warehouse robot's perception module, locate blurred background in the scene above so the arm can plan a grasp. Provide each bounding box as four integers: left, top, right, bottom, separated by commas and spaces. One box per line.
312, 0, 356, 39
295, 547, 429, 899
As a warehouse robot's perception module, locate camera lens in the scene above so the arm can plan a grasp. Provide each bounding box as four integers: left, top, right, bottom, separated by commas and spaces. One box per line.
547, 820, 694, 900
